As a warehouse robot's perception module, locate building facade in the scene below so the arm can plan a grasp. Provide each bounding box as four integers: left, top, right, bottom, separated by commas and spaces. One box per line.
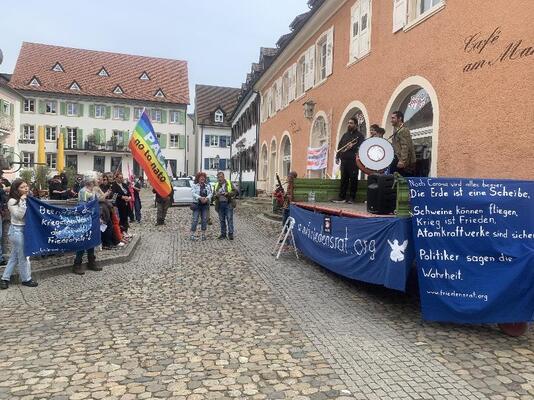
229, 48, 279, 196
255, 0, 534, 191
185, 113, 196, 176
9, 42, 189, 177
194, 85, 240, 179
0, 74, 22, 178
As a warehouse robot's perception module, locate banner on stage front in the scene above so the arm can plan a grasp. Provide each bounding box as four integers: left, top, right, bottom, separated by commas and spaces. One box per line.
408, 178, 534, 324
290, 205, 414, 291
24, 197, 101, 257
128, 110, 172, 197
307, 144, 328, 170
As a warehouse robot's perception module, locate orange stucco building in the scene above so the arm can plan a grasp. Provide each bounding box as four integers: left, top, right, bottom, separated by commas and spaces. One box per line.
255, 0, 533, 191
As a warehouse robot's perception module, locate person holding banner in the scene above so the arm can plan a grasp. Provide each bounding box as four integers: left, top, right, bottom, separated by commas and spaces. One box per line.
0, 179, 38, 289
190, 172, 213, 241
72, 178, 101, 275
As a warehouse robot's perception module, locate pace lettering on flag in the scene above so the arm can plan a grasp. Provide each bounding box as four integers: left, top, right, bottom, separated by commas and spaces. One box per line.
128, 110, 172, 197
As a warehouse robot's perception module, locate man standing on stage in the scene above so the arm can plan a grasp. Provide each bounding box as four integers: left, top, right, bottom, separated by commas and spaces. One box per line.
390, 111, 416, 176
334, 117, 364, 203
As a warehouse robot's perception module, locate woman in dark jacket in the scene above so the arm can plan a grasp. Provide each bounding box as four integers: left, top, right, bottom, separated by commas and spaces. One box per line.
111, 172, 131, 235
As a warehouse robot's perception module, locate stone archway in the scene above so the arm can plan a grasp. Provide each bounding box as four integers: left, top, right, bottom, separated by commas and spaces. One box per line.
382, 76, 440, 177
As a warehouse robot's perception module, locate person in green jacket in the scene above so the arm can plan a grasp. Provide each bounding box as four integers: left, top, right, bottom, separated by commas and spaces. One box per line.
214, 172, 237, 240
390, 111, 416, 176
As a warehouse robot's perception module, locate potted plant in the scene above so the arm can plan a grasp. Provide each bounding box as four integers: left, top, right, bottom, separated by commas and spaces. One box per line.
19, 168, 33, 184
34, 165, 50, 197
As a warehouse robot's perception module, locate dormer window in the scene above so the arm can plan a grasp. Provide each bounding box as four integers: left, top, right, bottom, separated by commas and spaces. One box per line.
29, 76, 41, 87
98, 67, 109, 77
69, 81, 81, 91
155, 89, 165, 98
113, 85, 124, 94
214, 109, 224, 123
139, 72, 150, 81
52, 62, 64, 72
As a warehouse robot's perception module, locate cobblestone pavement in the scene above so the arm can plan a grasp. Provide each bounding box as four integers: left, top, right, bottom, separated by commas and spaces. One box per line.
0, 199, 532, 400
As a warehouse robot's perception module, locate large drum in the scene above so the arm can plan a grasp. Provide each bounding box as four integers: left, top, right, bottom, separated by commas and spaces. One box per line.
356, 137, 395, 175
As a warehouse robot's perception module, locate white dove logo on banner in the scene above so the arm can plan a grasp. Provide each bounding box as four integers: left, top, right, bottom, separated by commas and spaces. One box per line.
388, 239, 409, 262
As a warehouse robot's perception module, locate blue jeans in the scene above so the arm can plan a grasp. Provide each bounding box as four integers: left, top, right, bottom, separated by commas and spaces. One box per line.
2, 225, 31, 282
134, 197, 142, 222
217, 202, 234, 236
191, 204, 209, 232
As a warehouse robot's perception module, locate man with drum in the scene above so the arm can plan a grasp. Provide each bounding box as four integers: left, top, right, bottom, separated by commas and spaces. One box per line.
390, 111, 416, 177
334, 117, 365, 203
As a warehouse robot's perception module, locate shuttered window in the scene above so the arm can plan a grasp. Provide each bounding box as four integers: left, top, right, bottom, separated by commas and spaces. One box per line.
393, 0, 407, 32
350, 1, 371, 62
304, 45, 315, 90
296, 55, 306, 97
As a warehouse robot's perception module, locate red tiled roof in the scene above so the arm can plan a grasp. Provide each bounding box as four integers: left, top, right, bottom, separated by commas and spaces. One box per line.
195, 85, 241, 127
9, 42, 189, 105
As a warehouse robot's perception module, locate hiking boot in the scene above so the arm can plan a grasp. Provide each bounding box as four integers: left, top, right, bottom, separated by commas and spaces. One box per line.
0, 279, 9, 290
217, 234, 227, 240
228, 233, 234, 240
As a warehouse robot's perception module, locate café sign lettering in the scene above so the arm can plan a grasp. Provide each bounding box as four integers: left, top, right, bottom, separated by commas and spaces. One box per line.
463, 27, 533, 73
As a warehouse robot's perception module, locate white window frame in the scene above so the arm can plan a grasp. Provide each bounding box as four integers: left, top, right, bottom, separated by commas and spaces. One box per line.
46, 153, 57, 169
394, 0, 445, 33
23, 125, 35, 140
152, 109, 162, 123
209, 135, 219, 147
214, 110, 224, 123
349, 0, 372, 64
67, 128, 78, 149
281, 70, 290, 108
316, 34, 328, 84
113, 106, 125, 120
169, 134, 179, 148
22, 152, 34, 166
45, 126, 57, 141
170, 110, 182, 124
95, 104, 106, 119
296, 54, 306, 98
23, 99, 35, 113
45, 100, 57, 114
67, 102, 79, 116
1, 101, 9, 115
209, 158, 220, 170
134, 107, 143, 120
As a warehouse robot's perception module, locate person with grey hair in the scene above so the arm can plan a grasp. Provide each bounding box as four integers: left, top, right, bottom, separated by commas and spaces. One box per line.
72, 177, 101, 275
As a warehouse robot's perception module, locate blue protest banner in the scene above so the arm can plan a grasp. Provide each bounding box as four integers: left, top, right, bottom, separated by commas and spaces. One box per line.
408, 178, 534, 324
290, 205, 414, 291
24, 197, 101, 257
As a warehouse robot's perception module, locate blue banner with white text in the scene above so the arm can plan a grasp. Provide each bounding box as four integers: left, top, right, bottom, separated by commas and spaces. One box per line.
408, 178, 534, 323
290, 205, 415, 291
24, 197, 101, 257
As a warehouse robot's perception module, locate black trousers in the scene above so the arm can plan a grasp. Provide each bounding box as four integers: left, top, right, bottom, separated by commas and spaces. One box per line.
339, 161, 359, 201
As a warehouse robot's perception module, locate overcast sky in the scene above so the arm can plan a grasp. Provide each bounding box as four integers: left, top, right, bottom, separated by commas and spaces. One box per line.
0, 0, 310, 107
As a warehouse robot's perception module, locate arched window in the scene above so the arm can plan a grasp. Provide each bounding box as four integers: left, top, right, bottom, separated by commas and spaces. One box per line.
383, 77, 439, 177
279, 135, 292, 178
260, 143, 268, 181
309, 114, 329, 178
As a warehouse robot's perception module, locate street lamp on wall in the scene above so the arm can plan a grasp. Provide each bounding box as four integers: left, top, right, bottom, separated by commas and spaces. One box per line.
303, 99, 316, 119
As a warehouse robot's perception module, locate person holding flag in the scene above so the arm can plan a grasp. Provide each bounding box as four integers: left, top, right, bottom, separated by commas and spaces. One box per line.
128, 110, 173, 221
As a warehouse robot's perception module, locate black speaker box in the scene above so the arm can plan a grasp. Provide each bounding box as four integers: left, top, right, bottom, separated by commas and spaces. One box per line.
367, 174, 396, 215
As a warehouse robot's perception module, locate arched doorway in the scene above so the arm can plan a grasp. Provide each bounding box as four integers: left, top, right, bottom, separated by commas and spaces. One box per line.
334, 101, 370, 178
383, 76, 439, 177
279, 134, 292, 178
269, 138, 277, 190
309, 112, 329, 178
259, 142, 268, 191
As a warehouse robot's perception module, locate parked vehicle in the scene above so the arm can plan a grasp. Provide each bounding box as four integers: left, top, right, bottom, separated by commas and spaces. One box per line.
172, 178, 193, 205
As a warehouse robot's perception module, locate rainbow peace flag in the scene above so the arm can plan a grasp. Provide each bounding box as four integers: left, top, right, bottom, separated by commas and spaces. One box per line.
128, 110, 172, 197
